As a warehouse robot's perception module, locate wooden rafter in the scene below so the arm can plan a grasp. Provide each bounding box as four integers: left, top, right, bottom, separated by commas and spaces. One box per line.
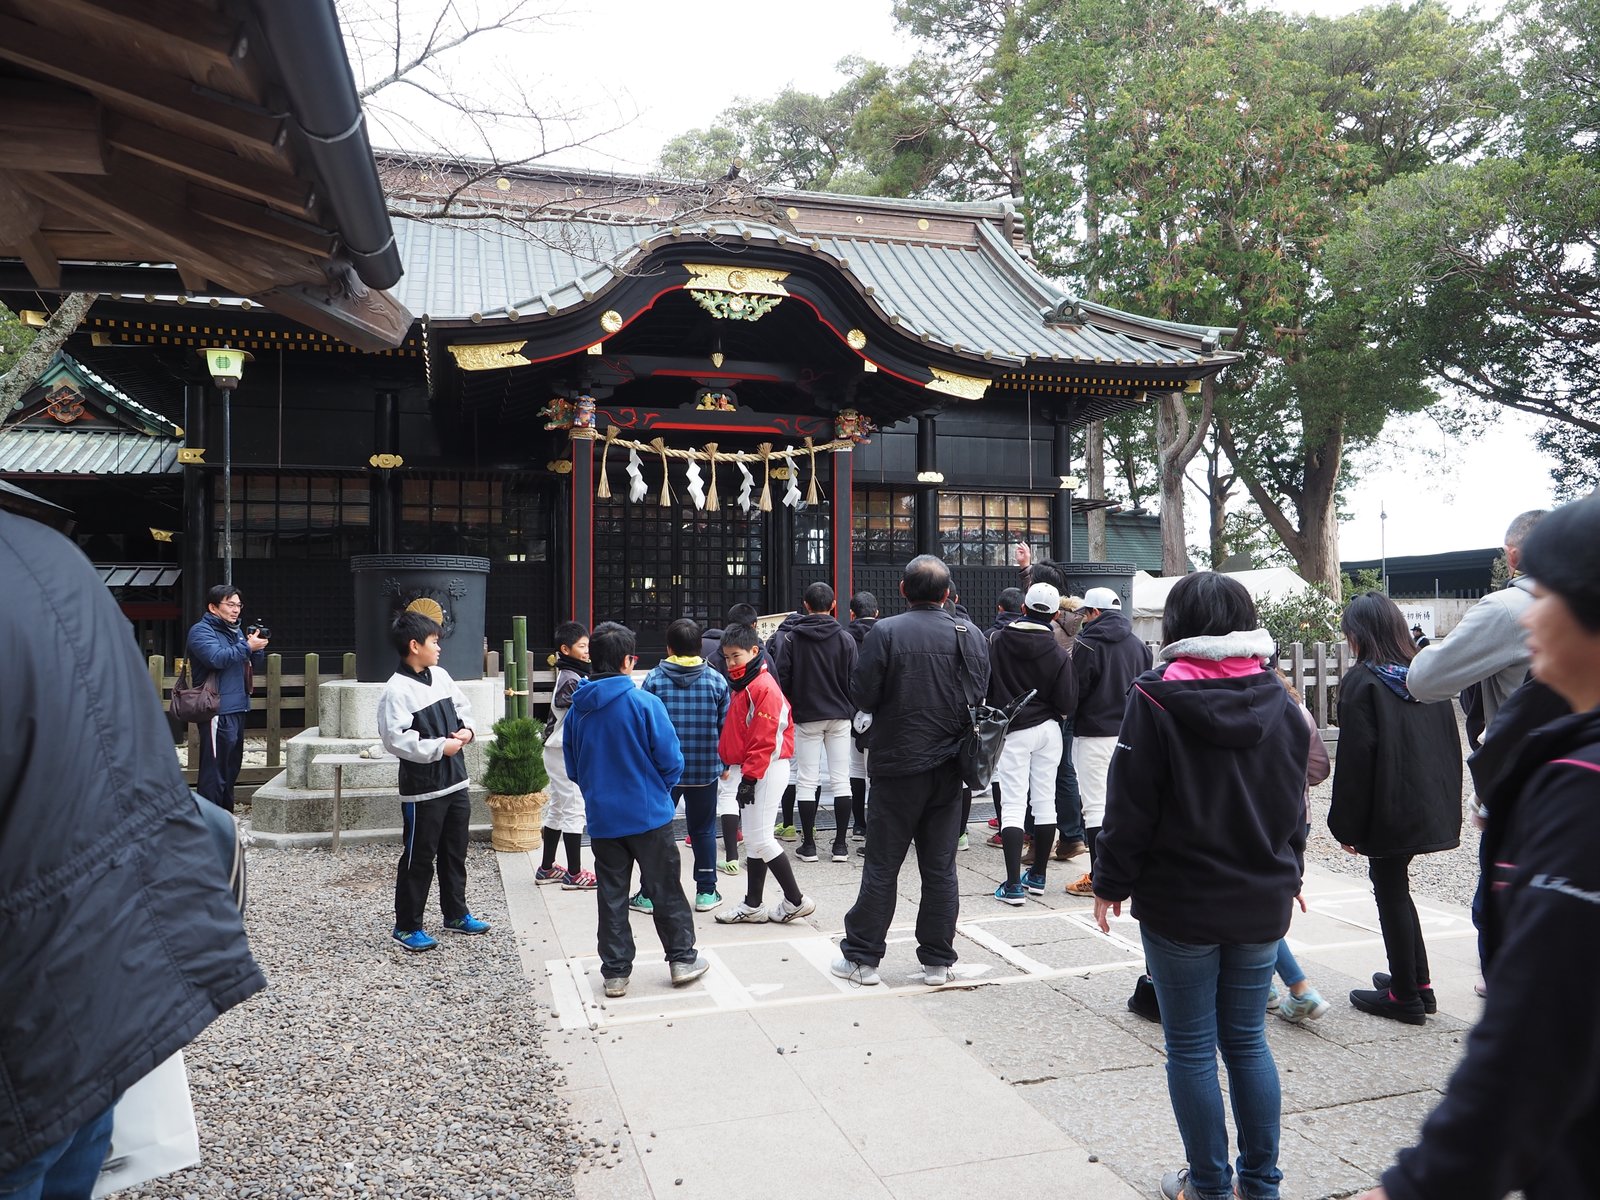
0, 13, 281, 153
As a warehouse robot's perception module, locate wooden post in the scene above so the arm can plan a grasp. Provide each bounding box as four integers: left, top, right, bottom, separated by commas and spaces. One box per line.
304, 652, 321, 730
342, 651, 356, 680
1313, 641, 1329, 729
1290, 643, 1306, 713
265, 653, 282, 769
486, 650, 499, 677
512, 616, 529, 720
148, 654, 165, 699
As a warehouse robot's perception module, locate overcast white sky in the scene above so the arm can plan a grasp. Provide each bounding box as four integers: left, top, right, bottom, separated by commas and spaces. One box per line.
369, 0, 1560, 560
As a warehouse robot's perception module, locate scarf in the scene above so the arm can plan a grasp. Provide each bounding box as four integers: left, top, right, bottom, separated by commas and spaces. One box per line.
727, 650, 768, 692
1365, 660, 1419, 702
556, 651, 591, 677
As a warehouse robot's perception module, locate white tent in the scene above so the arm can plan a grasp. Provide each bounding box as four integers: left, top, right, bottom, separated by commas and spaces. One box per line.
1130, 567, 1325, 644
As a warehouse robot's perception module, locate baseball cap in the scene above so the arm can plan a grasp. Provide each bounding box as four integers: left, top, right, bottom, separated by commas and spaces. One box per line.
1024, 582, 1061, 615
1082, 586, 1122, 611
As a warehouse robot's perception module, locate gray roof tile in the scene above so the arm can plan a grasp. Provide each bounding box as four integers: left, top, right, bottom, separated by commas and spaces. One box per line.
387, 207, 1235, 373
0, 428, 180, 475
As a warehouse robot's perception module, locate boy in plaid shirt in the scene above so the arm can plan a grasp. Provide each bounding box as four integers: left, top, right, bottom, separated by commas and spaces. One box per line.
640, 619, 732, 913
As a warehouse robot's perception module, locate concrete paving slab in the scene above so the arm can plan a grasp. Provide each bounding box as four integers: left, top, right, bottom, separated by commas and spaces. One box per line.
596, 1011, 816, 1133
1025, 1064, 1187, 1190
636, 1107, 894, 1199
1285, 1089, 1447, 1179
563, 1084, 654, 1200
882, 1147, 1144, 1200
788, 1034, 1075, 1175
909, 977, 1161, 1079
750, 995, 946, 1052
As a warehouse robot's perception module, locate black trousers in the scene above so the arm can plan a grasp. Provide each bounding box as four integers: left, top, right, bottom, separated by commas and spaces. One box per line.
592, 820, 697, 980
1369, 854, 1430, 998
841, 757, 963, 968
395, 789, 470, 929
196, 711, 246, 813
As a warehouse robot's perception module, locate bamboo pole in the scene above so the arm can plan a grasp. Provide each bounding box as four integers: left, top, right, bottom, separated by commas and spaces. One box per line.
342, 652, 356, 680
511, 616, 529, 720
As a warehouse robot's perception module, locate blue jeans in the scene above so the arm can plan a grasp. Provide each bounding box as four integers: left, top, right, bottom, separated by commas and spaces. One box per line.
1142, 928, 1283, 1200
0, 1105, 114, 1199
675, 781, 718, 896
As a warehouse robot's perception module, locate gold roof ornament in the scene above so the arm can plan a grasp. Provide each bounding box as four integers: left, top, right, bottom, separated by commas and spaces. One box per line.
926, 366, 991, 401
448, 341, 530, 371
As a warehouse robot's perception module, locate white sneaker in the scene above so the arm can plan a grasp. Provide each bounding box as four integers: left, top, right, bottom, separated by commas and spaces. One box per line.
769, 895, 816, 923
923, 964, 949, 986
714, 902, 769, 924
831, 956, 880, 986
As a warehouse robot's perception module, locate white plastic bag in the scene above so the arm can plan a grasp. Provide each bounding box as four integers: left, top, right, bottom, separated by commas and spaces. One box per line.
91, 1051, 199, 1197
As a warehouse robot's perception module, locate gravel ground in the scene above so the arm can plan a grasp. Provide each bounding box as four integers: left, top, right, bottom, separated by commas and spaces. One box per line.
1304, 713, 1482, 911
122, 841, 577, 1200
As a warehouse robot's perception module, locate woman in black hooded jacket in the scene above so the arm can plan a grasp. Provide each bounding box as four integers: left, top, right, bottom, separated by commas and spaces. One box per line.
1329, 592, 1462, 1025
1359, 493, 1600, 1200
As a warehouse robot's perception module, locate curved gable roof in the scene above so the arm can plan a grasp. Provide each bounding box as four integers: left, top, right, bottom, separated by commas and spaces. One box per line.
390, 203, 1236, 377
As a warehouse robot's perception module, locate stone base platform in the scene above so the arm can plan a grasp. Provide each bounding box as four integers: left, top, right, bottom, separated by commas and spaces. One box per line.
249, 677, 506, 848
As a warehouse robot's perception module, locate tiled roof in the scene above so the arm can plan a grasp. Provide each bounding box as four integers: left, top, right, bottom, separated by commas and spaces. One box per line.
97, 563, 182, 587
0, 428, 180, 475
389, 208, 1234, 372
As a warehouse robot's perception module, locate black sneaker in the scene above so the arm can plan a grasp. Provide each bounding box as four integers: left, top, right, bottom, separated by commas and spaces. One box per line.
1350, 986, 1427, 1025
1373, 972, 1437, 1014
796, 841, 819, 863
1128, 974, 1161, 1023
831, 841, 849, 862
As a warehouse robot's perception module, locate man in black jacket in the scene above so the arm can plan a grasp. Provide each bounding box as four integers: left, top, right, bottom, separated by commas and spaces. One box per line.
0, 512, 265, 1190
833, 555, 988, 988
772, 582, 858, 862
1067, 585, 1153, 895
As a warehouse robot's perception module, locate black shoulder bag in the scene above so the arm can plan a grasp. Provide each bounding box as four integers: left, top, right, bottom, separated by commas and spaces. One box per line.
952, 622, 1035, 792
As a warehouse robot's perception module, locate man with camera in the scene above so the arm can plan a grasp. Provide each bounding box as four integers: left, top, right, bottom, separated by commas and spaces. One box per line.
185, 584, 269, 812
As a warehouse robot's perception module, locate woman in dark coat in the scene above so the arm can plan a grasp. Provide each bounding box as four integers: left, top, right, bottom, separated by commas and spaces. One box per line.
1329, 592, 1462, 1025
1358, 493, 1600, 1200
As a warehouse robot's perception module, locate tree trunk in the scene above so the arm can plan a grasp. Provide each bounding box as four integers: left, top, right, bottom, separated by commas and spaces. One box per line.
0, 293, 97, 422
1155, 390, 1211, 576
1217, 416, 1345, 595
1086, 419, 1107, 561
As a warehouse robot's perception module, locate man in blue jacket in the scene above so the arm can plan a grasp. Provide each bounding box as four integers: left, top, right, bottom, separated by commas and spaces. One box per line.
564, 621, 710, 997
185, 583, 268, 812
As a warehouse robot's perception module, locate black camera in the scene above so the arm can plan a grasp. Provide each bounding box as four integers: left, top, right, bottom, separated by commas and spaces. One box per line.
245, 622, 271, 640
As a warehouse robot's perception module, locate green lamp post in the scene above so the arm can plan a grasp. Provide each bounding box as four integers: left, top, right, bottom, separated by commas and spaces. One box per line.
201, 347, 253, 586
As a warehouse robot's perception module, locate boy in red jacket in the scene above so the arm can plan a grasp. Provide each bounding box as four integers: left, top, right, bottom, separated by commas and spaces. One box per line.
714, 623, 815, 925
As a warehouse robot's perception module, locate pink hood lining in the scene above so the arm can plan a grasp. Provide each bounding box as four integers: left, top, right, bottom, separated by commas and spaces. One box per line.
1163, 656, 1268, 682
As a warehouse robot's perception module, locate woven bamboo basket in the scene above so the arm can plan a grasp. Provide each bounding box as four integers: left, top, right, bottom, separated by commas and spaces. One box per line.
485, 790, 547, 853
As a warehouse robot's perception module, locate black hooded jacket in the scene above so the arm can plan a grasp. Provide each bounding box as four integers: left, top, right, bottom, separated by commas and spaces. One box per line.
772, 611, 858, 724
1072, 611, 1153, 737
1328, 664, 1462, 858
1094, 641, 1308, 946
1382, 707, 1600, 1200
987, 618, 1078, 732
0, 513, 266, 1172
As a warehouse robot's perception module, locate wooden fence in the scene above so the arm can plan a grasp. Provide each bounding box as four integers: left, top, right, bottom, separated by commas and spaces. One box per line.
152, 640, 1357, 788
150, 650, 558, 787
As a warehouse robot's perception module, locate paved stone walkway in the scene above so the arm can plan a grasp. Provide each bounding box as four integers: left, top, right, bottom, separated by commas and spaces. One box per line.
502, 832, 1480, 1200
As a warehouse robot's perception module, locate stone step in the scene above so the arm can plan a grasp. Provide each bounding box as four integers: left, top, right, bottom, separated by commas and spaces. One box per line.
250, 770, 494, 846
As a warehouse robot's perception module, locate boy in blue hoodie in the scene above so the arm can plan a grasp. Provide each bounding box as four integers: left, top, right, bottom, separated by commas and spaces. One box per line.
641, 618, 731, 914
563, 621, 709, 997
